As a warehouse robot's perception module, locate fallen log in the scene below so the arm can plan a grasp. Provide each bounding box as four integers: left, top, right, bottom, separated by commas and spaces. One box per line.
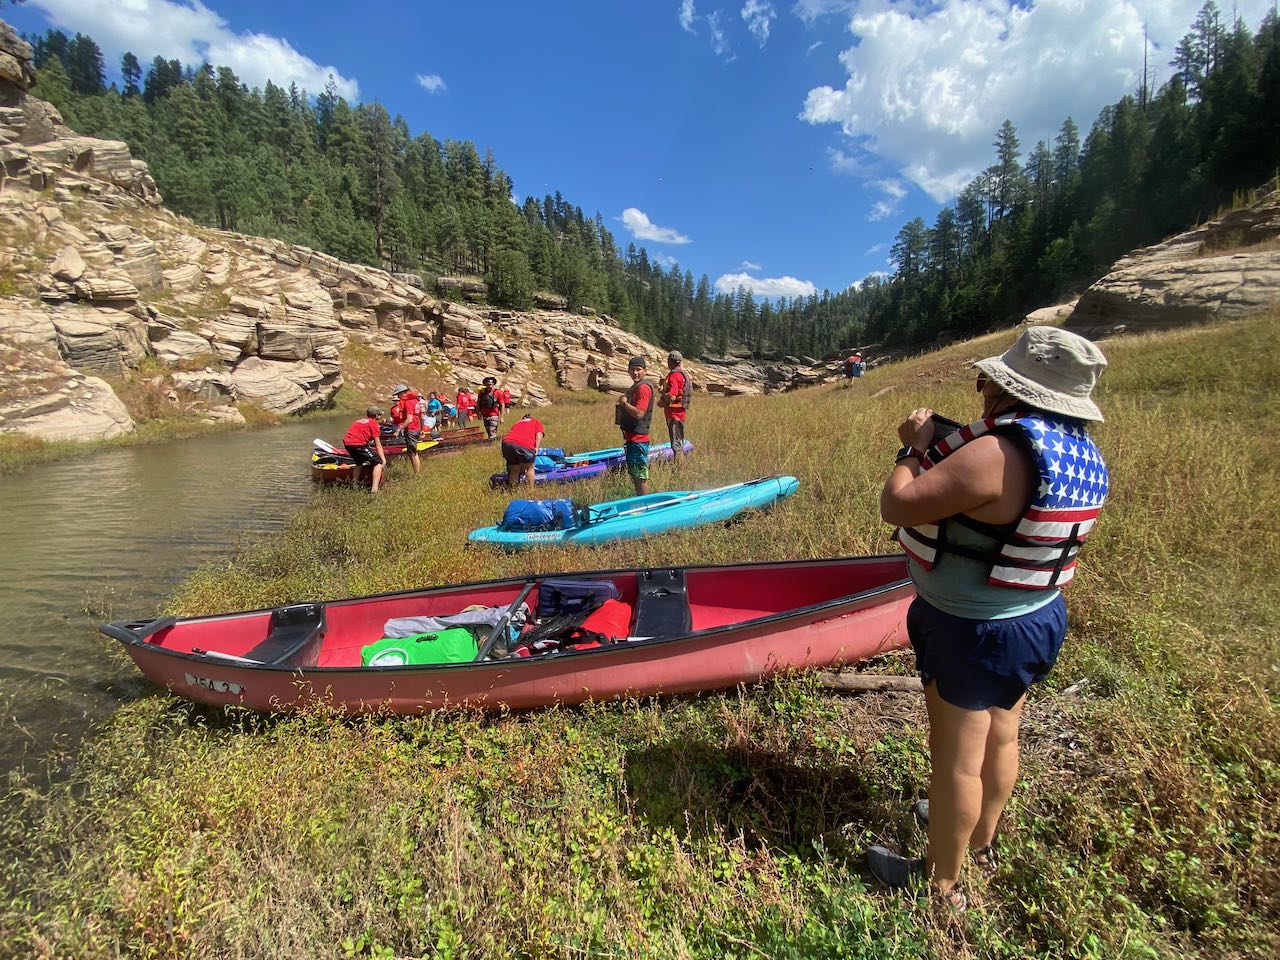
818, 673, 923, 694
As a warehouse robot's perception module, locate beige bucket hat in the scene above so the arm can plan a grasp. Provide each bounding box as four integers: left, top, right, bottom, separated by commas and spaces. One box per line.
975, 326, 1107, 422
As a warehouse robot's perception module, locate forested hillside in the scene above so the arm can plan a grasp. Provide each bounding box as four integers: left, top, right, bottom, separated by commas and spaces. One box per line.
26, 1, 1280, 357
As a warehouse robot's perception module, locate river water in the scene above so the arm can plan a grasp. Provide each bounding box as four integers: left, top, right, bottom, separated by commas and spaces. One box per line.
0, 414, 351, 777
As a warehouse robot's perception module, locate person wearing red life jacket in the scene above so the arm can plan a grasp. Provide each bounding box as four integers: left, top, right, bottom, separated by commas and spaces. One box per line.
342, 406, 389, 492
615, 356, 655, 495
658, 350, 691, 460
500, 412, 545, 488
456, 386, 475, 427
477, 376, 501, 438
867, 327, 1110, 913
390, 384, 425, 475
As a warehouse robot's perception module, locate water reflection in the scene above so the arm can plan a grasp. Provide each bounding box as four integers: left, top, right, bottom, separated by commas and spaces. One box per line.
0, 415, 350, 776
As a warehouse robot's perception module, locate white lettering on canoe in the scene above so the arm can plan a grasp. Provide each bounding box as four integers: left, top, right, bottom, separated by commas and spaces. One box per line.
184, 672, 244, 695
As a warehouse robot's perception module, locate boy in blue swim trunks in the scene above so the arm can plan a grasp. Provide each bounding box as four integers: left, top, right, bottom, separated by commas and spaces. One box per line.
615, 356, 654, 496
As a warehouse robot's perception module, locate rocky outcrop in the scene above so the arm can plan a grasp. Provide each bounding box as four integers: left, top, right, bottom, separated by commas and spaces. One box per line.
0, 344, 135, 441
1066, 188, 1280, 338
0, 13, 824, 445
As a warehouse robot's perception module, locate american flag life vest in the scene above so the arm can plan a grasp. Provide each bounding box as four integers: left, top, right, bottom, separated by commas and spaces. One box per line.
897, 411, 1108, 590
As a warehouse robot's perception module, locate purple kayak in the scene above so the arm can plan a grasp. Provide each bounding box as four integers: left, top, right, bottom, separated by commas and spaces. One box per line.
489, 461, 609, 489
488, 440, 694, 489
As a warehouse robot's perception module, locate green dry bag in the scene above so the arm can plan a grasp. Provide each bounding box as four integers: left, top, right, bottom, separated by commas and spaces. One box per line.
360, 627, 478, 666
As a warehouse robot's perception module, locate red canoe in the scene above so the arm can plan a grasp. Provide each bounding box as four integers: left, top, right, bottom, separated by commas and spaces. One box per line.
311, 426, 497, 484
100, 556, 912, 714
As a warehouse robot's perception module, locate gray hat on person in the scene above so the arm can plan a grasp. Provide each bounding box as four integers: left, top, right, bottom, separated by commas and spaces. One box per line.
390, 383, 409, 396
628, 356, 647, 369
975, 326, 1107, 422
667, 350, 682, 364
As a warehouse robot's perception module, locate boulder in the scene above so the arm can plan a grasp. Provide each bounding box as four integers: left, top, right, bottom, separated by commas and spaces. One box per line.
589, 368, 632, 394
148, 325, 214, 365
0, 300, 57, 350
257, 322, 314, 361
231, 356, 333, 414
0, 373, 134, 441
49, 245, 85, 282
171, 368, 236, 403
51, 309, 142, 375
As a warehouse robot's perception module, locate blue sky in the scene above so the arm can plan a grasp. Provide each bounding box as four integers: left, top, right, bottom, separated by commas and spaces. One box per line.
9, 0, 1276, 297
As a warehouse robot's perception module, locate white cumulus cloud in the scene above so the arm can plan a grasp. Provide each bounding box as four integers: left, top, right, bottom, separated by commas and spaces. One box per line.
801, 0, 1275, 202
715, 272, 817, 297
415, 73, 446, 93
679, 0, 698, 33
27, 0, 358, 98
742, 1, 777, 47
740, 259, 763, 271
618, 208, 692, 245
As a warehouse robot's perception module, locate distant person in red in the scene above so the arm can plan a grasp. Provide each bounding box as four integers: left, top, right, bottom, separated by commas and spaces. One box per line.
390, 384, 424, 475
497, 384, 513, 421
343, 406, 388, 492
845, 351, 865, 381
456, 385, 475, 427
659, 350, 690, 460
477, 376, 502, 438
500, 413, 546, 488
616, 356, 655, 496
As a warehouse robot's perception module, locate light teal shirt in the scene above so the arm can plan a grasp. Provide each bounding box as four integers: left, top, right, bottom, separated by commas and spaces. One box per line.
908, 519, 1059, 620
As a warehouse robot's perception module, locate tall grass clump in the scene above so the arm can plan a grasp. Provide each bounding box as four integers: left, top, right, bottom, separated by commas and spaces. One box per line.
2, 317, 1277, 958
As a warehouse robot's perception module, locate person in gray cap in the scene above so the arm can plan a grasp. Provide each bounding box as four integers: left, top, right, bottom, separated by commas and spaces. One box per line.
867, 326, 1110, 912
615, 356, 655, 495
658, 350, 691, 460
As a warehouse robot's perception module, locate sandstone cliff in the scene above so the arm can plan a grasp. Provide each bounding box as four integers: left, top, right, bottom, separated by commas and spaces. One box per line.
1, 18, 845, 444
1065, 186, 1280, 338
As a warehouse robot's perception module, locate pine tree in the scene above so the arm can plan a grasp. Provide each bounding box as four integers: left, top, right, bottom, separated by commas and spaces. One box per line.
121, 52, 141, 98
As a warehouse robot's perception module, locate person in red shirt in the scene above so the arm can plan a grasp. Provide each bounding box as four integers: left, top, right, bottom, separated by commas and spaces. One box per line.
659, 350, 690, 461
616, 356, 654, 495
500, 413, 546, 488
497, 384, 512, 422
390, 384, 424, 475
342, 406, 388, 492
456, 386, 475, 428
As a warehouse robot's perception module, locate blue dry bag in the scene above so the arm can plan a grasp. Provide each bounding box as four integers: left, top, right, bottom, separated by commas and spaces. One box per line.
537, 447, 565, 460
498, 498, 578, 532
533, 455, 559, 472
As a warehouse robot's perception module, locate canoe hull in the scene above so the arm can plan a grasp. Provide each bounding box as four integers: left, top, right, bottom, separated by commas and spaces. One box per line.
107, 555, 913, 714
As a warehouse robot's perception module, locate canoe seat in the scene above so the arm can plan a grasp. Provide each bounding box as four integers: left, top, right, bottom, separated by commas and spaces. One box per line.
245, 603, 326, 667
633, 569, 692, 638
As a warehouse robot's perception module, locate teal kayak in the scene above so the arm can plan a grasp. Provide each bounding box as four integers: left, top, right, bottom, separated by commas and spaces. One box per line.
560, 440, 693, 466
468, 476, 800, 550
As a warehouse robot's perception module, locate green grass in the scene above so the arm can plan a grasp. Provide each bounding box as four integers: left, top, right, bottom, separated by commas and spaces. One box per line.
2, 318, 1278, 958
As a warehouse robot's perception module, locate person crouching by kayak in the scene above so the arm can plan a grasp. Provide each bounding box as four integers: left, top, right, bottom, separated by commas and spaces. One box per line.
616, 356, 655, 495
390, 384, 424, 475
659, 350, 690, 460
500, 412, 545, 488
343, 406, 388, 492
477, 376, 501, 438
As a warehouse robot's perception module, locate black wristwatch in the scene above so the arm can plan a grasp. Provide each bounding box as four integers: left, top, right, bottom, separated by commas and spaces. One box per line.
895, 445, 926, 464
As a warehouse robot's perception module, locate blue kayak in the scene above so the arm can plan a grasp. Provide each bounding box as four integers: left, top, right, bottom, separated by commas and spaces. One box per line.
561, 440, 693, 466
468, 476, 800, 550
491, 440, 695, 488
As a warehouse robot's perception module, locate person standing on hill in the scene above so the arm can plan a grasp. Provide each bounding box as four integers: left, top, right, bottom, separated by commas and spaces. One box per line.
343, 406, 389, 493
616, 356, 655, 496
867, 327, 1110, 912
389, 384, 424, 476
500, 412, 546, 488
477, 376, 502, 439
659, 350, 691, 460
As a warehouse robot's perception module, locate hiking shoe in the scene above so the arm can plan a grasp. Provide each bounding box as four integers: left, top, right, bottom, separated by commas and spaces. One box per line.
866, 846, 924, 888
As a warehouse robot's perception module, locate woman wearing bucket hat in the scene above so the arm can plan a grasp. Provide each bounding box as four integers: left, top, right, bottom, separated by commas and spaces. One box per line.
868, 326, 1110, 911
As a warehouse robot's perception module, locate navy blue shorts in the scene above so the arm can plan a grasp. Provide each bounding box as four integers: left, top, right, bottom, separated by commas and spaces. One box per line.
908, 594, 1067, 711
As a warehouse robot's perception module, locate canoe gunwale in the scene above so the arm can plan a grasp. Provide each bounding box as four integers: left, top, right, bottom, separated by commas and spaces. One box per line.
104, 554, 912, 676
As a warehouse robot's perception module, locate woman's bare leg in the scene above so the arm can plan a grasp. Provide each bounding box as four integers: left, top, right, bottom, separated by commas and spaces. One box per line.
925, 682, 992, 893
970, 694, 1026, 851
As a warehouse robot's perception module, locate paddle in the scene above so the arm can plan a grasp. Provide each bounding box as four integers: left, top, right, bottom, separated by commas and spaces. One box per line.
313, 438, 340, 455
475, 580, 537, 661
583, 476, 777, 525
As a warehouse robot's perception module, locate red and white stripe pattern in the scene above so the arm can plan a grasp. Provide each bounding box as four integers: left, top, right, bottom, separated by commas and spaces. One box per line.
899, 412, 1107, 590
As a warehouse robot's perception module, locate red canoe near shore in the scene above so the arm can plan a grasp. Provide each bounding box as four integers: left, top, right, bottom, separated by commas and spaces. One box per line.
311, 425, 497, 484
99, 555, 913, 714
